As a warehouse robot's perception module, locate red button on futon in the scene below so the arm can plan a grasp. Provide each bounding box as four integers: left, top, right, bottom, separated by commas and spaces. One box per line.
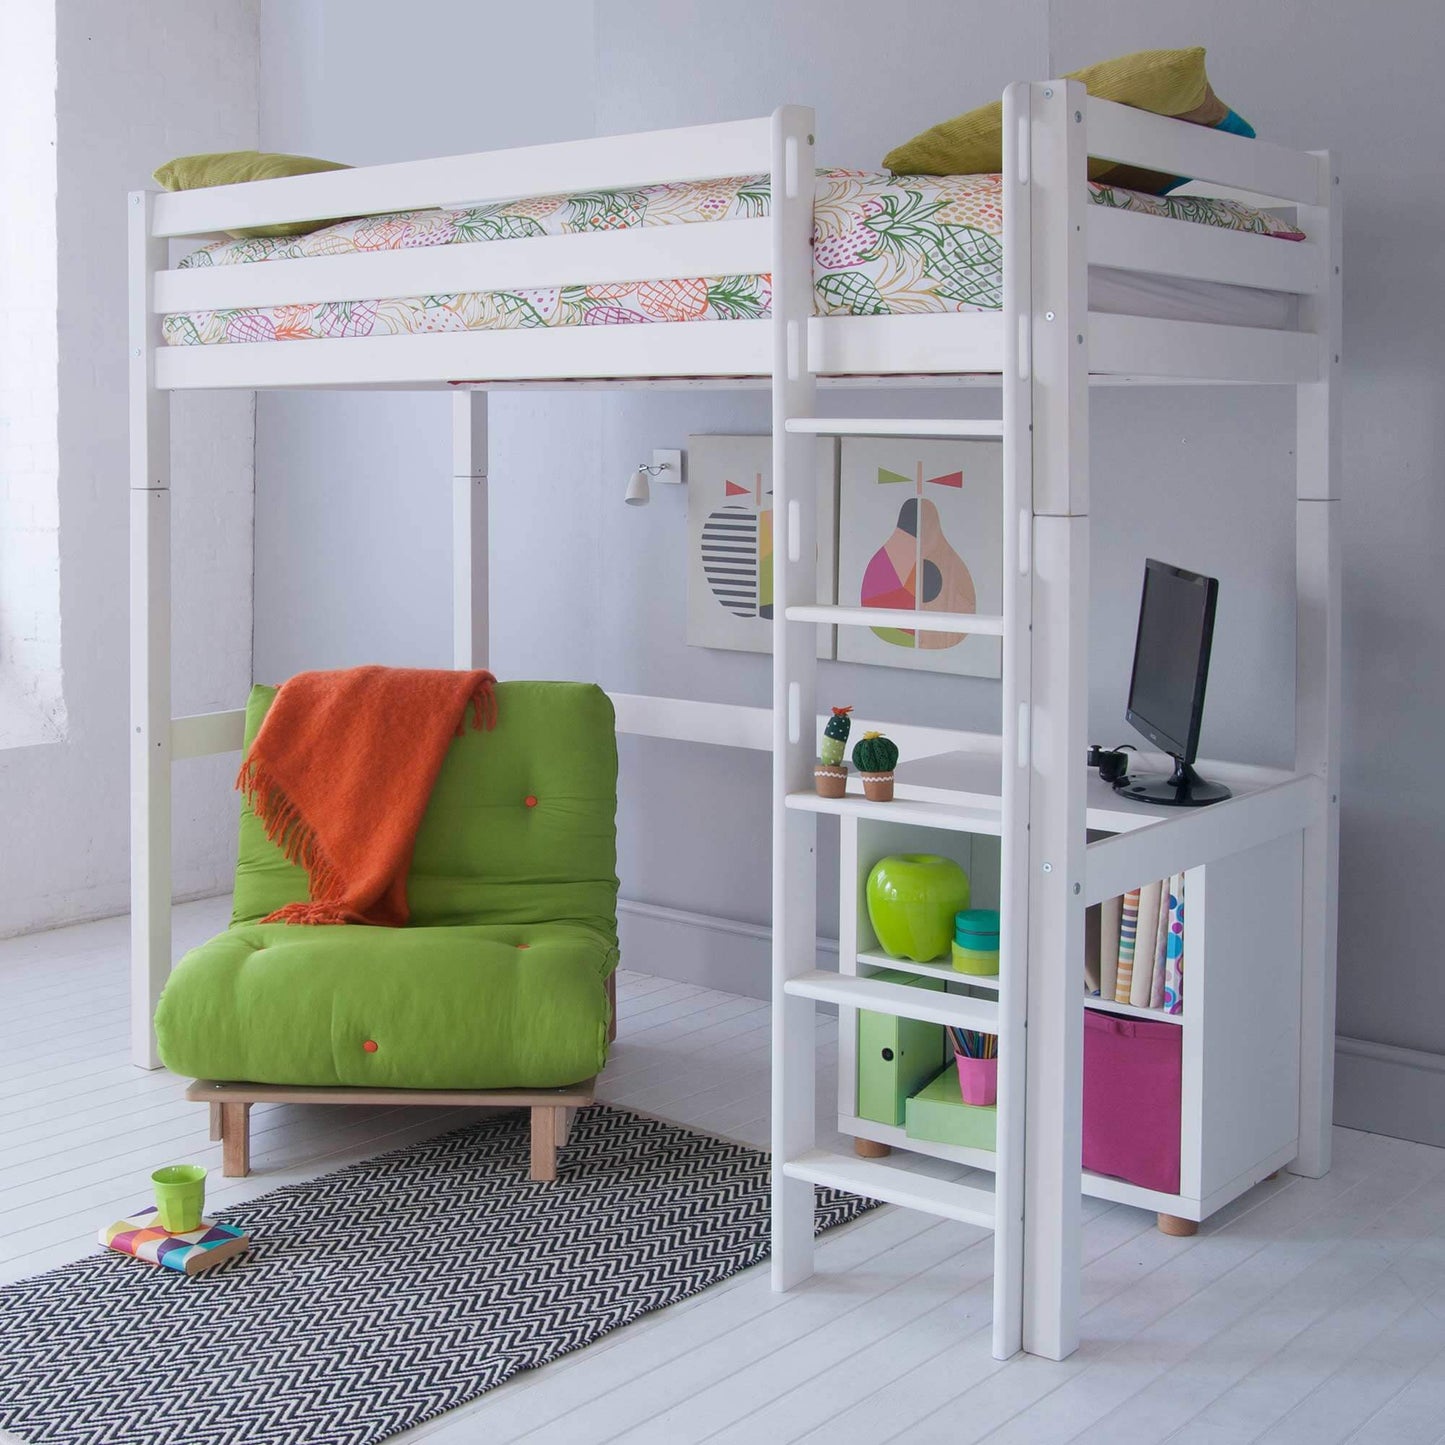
524, 795, 538, 808
362, 1039, 378, 1053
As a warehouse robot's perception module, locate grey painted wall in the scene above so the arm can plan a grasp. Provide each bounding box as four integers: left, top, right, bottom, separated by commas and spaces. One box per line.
0, 0, 257, 937
254, 3, 1445, 1118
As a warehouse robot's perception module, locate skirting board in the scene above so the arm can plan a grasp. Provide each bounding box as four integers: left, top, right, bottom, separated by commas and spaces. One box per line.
1334, 1034, 1445, 1150
618, 897, 837, 1001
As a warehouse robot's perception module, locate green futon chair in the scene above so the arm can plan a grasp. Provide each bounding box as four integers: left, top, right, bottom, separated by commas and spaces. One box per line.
155, 680, 620, 1182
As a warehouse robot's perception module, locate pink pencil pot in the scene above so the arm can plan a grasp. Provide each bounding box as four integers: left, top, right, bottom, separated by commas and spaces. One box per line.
955, 1055, 998, 1107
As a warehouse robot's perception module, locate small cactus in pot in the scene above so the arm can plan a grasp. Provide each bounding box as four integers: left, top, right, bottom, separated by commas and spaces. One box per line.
821, 706, 853, 765
815, 706, 853, 797
852, 730, 900, 802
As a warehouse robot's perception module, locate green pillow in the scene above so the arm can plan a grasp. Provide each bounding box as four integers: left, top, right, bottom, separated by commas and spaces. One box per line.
883, 48, 1256, 196
151, 150, 351, 238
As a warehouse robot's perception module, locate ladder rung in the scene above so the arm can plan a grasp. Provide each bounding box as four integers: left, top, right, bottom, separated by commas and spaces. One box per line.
785, 969, 999, 1033
785, 418, 1005, 440
785, 605, 1005, 636
784, 1149, 997, 1229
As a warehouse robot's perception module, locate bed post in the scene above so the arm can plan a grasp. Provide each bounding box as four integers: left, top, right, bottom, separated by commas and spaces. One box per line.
129, 190, 172, 1071
995, 82, 1033, 1363
769, 104, 819, 1293
452, 391, 489, 669
1292, 155, 1341, 1179
1020, 79, 1089, 1362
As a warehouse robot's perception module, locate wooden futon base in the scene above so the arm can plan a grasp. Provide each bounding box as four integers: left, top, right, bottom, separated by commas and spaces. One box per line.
186, 1078, 596, 1183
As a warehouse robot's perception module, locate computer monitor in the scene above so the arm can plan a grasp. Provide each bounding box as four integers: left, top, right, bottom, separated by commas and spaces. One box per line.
1115, 559, 1231, 808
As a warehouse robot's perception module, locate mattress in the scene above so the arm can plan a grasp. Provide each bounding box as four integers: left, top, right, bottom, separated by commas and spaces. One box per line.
164, 169, 1305, 347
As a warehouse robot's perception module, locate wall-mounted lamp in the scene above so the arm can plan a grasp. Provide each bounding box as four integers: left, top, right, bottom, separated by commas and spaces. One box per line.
624, 449, 684, 507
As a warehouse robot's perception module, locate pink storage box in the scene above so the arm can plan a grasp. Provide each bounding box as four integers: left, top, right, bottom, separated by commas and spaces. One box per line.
1082, 1010, 1182, 1195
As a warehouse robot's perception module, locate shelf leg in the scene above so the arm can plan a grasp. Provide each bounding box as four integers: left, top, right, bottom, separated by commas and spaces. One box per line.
1157, 1213, 1199, 1237
853, 1137, 891, 1159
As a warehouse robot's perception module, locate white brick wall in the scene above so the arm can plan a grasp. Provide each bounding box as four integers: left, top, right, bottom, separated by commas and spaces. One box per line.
0, 0, 259, 935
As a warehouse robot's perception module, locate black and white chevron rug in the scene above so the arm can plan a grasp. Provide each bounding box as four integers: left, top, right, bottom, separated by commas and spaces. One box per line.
0, 1106, 873, 1445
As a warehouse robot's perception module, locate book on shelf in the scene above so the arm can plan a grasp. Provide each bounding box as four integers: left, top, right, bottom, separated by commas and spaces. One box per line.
1084, 904, 1102, 996
1086, 872, 1185, 1016
1099, 895, 1122, 1001
1131, 881, 1163, 1009
1114, 887, 1141, 1004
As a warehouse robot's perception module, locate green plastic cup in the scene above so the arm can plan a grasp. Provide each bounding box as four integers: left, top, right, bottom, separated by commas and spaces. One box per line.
151, 1164, 207, 1233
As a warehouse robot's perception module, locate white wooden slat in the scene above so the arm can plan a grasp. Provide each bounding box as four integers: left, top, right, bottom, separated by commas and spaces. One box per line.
1086, 95, 1328, 206
452, 392, 489, 670
992, 79, 1035, 1367
1087, 204, 1323, 295
154, 218, 771, 314
148, 117, 774, 238
1292, 155, 1341, 1183
1016, 79, 1090, 1365
153, 309, 1320, 393
170, 708, 246, 760
784, 603, 1005, 635
155, 316, 776, 389
785, 417, 1005, 439
1089, 312, 1321, 383
1083, 773, 1323, 906
768, 102, 820, 1297
811, 311, 1009, 376
783, 970, 1000, 1034
783, 1149, 996, 1230
128, 190, 171, 1074
784, 789, 1003, 836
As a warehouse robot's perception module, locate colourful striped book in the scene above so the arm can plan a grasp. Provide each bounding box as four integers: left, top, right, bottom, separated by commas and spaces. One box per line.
99, 1208, 249, 1276
1130, 881, 1164, 1008
1114, 887, 1141, 1004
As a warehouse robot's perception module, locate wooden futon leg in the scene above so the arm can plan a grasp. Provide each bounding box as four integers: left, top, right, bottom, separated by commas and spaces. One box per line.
607, 971, 617, 1044
530, 1105, 570, 1182
220, 1102, 251, 1178
209, 1101, 223, 1142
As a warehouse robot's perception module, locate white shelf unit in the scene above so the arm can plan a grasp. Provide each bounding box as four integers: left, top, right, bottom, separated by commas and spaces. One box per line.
834, 754, 1308, 1226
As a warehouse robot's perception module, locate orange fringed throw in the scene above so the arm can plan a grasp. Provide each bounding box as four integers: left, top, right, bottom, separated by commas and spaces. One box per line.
237, 666, 497, 927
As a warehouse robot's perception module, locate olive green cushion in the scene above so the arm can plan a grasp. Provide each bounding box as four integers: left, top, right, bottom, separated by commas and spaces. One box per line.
883, 47, 1256, 195
152, 150, 351, 238
157, 679, 619, 1089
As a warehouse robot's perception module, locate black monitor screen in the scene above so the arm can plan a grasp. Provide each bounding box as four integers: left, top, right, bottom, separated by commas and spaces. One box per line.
1124, 559, 1219, 762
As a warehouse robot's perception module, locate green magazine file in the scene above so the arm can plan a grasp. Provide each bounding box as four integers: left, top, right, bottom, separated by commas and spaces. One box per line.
856, 970, 948, 1126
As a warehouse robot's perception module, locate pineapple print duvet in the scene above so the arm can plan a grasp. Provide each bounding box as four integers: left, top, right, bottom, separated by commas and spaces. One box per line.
164, 170, 1304, 347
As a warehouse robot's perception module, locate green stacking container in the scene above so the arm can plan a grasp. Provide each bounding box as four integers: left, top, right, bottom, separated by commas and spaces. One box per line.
905, 1064, 998, 1151
856, 969, 948, 1126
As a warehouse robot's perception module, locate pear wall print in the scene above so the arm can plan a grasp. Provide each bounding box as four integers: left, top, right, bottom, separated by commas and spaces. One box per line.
838, 439, 1002, 677
686, 434, 838, 657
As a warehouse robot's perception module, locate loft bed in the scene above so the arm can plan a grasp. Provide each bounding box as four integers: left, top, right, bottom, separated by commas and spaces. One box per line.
128, 83, 1340, 1366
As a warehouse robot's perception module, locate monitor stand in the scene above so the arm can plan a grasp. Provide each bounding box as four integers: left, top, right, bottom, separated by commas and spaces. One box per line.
1113, 755, 1231, 808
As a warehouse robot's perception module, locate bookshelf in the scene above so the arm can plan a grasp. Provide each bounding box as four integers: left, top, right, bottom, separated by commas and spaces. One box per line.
834, 748, 1306, 1229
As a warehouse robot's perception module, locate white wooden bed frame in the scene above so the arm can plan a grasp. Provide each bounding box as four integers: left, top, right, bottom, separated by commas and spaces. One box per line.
129, 83, 1340, 1365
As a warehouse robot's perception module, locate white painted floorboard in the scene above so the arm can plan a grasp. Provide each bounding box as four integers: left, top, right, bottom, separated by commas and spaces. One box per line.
1, 901, 1443, 1445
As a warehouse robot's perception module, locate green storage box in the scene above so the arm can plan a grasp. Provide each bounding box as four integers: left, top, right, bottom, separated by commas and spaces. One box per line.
856, 970, 948, 1126
905, 1064, 998, 1151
